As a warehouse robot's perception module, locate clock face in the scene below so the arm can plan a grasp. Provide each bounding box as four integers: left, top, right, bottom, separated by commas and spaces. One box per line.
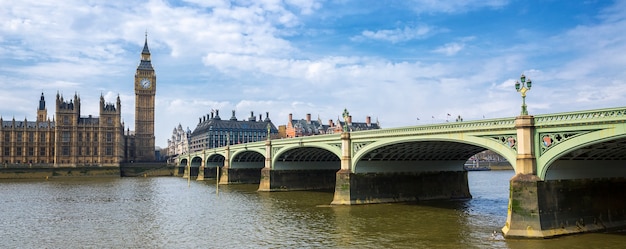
140, 78, 151, 89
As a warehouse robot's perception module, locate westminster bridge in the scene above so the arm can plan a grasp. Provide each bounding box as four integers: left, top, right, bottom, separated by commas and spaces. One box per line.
175, 107, 626, 238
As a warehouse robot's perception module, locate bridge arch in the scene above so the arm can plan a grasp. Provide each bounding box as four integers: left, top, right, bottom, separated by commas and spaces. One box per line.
352, 134, 518, 173
538, 126, 626, 180
230, 150, 265, 169
190, 156, 203, 167
273, 146, 341, 170
205, 153, 226, 167
272, 144, 341, 170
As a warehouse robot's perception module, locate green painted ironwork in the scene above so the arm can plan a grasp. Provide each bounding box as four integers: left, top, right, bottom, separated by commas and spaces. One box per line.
179, 106, 626, 181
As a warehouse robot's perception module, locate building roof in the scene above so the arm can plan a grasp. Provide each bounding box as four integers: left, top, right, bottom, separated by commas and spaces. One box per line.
191, 111, 277, 136
2, 120, 54, 129
138, 35, 154, 71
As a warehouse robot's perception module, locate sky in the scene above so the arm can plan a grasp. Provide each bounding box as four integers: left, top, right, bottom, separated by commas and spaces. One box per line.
1, 0, 626, 149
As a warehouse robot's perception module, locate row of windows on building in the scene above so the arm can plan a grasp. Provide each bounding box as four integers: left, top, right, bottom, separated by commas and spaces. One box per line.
3, 146, 115, 156
2, 131, 116, 143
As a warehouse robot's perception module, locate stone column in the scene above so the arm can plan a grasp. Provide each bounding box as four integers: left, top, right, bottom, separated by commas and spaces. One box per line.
182, 157, 190, 179
197, 159, 205, 181
218, 146, 230, 184
503, 115, 542, 238
259, 140, 272, 191
514, 115, 536, 175
332, 132, 352, 204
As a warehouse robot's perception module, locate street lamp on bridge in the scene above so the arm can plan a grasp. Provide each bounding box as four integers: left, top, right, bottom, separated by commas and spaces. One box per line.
515, 74, 532, 116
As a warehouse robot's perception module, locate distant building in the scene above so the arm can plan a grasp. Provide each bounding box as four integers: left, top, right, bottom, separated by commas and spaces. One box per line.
0, 93, 123, 167
285, 109, 380, 138
183, 110, 278, 153
285, 113, 325, 137
166, 124, 191, 158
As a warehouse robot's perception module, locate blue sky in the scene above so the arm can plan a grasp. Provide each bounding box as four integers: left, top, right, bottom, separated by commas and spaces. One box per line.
1, 0, 626, 148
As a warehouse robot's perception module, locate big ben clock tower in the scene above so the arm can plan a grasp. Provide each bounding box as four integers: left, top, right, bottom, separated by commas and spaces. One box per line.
134, 33, 156, 161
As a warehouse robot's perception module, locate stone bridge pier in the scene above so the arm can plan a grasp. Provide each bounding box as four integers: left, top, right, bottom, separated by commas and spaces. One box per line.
330, 133, 472, 205
502, 115, 626, 238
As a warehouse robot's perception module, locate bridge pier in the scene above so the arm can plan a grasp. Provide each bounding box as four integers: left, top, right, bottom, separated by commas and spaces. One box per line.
197, 166, 205, 180
503, 174, 626, 238
331, 170, 471, 204
259, 168, 336, 191
182, 165, 190, 179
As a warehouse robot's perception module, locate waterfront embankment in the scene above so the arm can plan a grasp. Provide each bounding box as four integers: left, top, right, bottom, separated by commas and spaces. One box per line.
0, 163, 176, 179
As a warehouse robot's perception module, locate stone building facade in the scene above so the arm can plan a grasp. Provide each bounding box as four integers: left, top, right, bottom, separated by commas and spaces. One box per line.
0, 35, 157, 166
0, 93, 123, 167
285, 109, 381, 138
167, 110, 278, 155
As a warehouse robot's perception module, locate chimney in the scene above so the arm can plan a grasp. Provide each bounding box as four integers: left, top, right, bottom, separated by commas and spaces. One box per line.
306, 113, 311, 123
289, 113, 293, 123
329, 119, 334, 127
366, 116, 371, 126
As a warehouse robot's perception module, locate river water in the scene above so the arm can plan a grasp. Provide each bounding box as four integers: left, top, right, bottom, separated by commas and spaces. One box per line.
1, 170, 625, 248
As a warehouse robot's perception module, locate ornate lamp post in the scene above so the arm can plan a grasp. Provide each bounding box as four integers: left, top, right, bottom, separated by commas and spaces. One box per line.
342, 108, 350, 132
515, 74, 532, 115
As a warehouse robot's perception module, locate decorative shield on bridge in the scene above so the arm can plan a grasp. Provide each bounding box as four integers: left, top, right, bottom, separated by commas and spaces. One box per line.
543, 135, 553, 147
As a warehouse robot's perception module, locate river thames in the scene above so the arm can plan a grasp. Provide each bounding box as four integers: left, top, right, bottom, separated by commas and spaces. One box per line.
1, 170, 625, 248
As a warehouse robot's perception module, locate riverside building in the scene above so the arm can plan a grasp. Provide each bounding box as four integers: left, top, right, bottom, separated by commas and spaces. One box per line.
167, 110, 278, 155
0, 35, 158, 166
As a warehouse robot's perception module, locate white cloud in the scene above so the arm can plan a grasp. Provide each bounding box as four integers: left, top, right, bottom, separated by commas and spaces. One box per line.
408, 0, 509, 14
355, 25, 434, 43
432, 42, 464, 56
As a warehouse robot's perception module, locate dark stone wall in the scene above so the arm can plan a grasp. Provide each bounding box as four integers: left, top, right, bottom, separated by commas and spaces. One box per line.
262, 169, 337, 191
0, 167, 120, 179
225, 168, 262, 184
119, 163, 175, 177
504, 175, 626, 238
538, 177, 626, 232
202, 166, 221, 178
333, 170, 471, 204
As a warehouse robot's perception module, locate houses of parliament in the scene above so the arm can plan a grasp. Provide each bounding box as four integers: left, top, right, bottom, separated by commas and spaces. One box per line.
0, 36, 156, 167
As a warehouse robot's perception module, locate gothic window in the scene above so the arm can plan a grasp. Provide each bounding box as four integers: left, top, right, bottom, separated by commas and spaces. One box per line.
106, 132, 112, 143
62, 132, 70, 142
63, 116, 69, 124
39, 147, 45, 156
62, 146, 69, 156
3, 147, 9, 156
106, 146, 112, 156
28, 132, 34, 142
3, 133, 9, 143
94, 133, 98, 142
107, 117, 112, 125
78, 133, 83, 142
39, 133, 46, 143
28, 147, 34, 156
16, 132, 22, 142
16, 147, 22, 156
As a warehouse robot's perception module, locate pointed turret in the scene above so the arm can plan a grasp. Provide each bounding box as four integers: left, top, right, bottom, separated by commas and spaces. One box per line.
138, 32, 154, 70
37, 92, 47, 122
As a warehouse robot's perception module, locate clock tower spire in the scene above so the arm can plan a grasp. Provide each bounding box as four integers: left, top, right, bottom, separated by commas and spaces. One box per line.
133, 32, 156, 162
